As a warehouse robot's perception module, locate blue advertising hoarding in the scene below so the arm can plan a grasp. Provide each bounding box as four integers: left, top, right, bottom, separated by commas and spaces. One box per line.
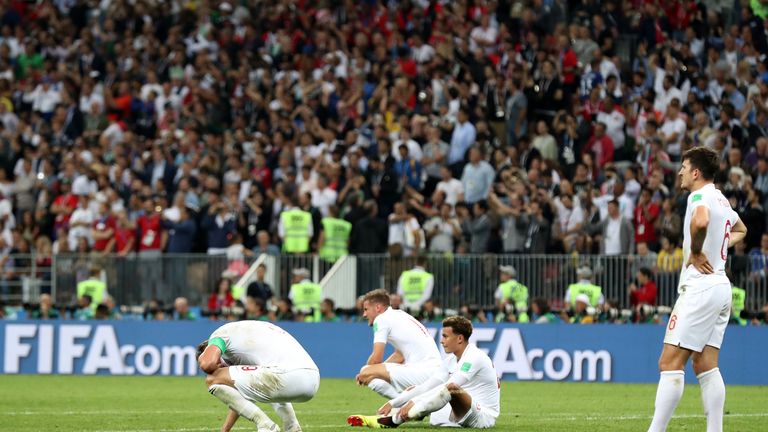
1, 321, 766, 385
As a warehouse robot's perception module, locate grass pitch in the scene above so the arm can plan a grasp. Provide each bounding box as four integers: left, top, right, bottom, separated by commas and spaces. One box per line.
0, 376, 766, 431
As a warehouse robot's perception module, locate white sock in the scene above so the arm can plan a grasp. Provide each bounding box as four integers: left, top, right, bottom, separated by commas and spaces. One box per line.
272, 403, 298, 428
408, 385, 452, 420
698, 368, 725, 432
648, 371, 685, 432
208, 384, 275, 428
368, 378, 399, 399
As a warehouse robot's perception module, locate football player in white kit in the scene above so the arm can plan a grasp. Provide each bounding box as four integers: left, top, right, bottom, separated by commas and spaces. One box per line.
348, 316, 500, 429
648, 147, 747, 432
197, 321, 320, 432
355, 289, 443, 399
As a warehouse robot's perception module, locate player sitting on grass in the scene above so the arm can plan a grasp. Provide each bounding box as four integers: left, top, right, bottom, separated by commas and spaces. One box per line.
355, 289, 443, 399
197, 321, 320, 432
348, 316, 500, 429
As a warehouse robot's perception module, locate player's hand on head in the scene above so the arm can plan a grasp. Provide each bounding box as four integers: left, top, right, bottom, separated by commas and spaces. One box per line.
687, 252, 713, 274
378, 402, 392, 415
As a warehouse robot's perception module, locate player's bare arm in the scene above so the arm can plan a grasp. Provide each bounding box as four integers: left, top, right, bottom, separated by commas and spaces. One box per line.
729, 219, 747, 247
220, 409, 238, 432
688, 206, 713, 274
366, 342, 386, 365
198, 344, 223, 374
384, 350, 404, 364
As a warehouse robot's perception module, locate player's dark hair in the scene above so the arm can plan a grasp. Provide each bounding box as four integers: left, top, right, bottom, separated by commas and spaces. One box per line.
362, 288, 391, 307
442, 316, 473, 341
682, 147, 718, 180
196, 340, 208, 360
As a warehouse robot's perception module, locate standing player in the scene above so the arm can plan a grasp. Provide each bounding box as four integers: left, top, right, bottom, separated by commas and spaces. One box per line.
197, 321, 320, 432
356, 289, 443, 399
348, 316, 500, 429
648, 147, 747, 432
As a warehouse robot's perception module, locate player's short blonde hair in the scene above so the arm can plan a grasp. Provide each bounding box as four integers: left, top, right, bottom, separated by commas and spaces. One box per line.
362, 289, 391, 307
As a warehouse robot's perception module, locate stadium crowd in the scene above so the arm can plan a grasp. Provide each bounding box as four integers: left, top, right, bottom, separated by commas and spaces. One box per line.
1, 0, 768, 323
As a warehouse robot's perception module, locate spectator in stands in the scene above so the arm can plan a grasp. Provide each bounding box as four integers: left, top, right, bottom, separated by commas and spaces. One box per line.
173, 297, 196, 321
461, 148, 494, 204
387, 202, 423, 257
74, 294, 93, 320
396, 255, 434, 313
320, 298, 340, 322
246, 263, 273, 306
423, 203, 461, 254
448, 106, 476, 176
530, 298, 558, 324
629, 267, 658, 307
208, 278, 235, 320
289, 268, 322, 322
274, 298, 296, 322
464, 200, 491, 254
29, 293, 58, 320
655, 198, 682, 247
201, 197, 237, 256
588, 199, 635, 256
243, 297, 269, 322
162, 205, 196, 254
634, 188, 660, 250
657, 236, 684, 273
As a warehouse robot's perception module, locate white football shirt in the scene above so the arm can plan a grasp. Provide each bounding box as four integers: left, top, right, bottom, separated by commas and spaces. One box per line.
680, 183, 740, 291
208, 321, 318, 370
372, 307, 441, 364
445, 344, 500, 417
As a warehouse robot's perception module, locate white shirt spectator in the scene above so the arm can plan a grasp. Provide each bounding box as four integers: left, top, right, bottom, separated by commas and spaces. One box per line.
436, 178, 464, 206
391, 138, 423, 162
596, 109, 626, 149
388, 214, 422, 256
79, 90, 104, 113
412, 43, 436, 64
653, 86, 683, 114
101, 122, 125, 148
68, 206, 94, 250
660, 116, 686, 157
28, 84, 61, 114
311, 187, 337, 217
469, 25, 498, 54
604, 217, 623, 255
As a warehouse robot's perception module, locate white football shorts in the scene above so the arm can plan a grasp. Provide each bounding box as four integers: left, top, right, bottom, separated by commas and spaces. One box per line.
663, 282, 731, 352
384, 360, 443, 392
229, 365, 320, 403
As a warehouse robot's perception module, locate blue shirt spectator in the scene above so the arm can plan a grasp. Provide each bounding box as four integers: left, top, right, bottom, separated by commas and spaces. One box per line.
201, 203, 237, 254
461, 148, 495, 204
393, 145, 422, 190
448, 108, 476, 165
162, 208, 197, 253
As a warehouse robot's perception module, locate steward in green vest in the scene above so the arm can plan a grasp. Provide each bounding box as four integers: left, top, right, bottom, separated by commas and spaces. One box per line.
567, 266, 603, 307
495, 265, 529, 322
280, 204, 313, 254
397, 256, 434, 312
319, 205, 352, 263
731, 285, 747, 326
77, 267, 107, 312
289, 268, 322, 322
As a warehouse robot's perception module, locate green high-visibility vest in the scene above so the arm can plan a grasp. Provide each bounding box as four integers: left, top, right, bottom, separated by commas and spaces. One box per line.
290, 281, 322, 322
732, 286, 746, 326
77, 279, 106, 311
498, 280, 529, 322
281, 209, 312, 253
400, 269, 433, 303
568, 283, 602, 307
319, 217, 351, 262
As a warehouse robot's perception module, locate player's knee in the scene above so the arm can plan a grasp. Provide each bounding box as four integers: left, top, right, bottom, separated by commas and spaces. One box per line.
446, 383, 461, 392
691, 357, 716, 375
205, 374, 216, 387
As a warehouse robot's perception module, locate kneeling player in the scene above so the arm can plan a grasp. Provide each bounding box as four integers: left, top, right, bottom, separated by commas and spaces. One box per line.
348, 316, 500, 429
197, 321, 320, 432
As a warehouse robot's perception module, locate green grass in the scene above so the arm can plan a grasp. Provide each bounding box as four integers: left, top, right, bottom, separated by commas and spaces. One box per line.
0, 376, 766, 431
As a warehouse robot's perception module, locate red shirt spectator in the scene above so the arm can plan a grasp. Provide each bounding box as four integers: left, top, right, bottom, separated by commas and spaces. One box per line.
630, 268, 658, 306
51, 185, 78, 229
585, 122, 614, 169
92, 210, 116, 252
559, 38, 578, 86
634, 188, 660, 246
114, 221, 136, 255
137, 201, 163, 252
